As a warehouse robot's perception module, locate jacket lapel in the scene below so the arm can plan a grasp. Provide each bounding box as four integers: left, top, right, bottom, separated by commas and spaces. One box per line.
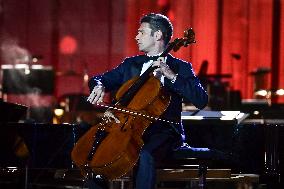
128, 55, 145, 78
166, 54, 179, 74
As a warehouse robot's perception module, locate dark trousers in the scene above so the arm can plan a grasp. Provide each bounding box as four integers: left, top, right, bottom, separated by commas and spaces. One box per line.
135, 128, 181, 189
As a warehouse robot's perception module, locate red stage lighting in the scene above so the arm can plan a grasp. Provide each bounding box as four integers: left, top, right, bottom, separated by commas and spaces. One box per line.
60, 35, 77, 55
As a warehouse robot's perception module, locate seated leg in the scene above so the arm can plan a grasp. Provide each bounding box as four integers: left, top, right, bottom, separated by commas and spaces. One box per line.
135, 149, 156, 189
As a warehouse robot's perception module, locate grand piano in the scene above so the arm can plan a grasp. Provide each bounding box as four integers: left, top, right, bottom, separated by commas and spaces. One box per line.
182, 109, 284, 187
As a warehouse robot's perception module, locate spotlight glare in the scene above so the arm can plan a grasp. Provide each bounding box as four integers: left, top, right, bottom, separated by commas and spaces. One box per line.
54, 109, 64, 117
255, 90, 267, 97
32, 58, 38, 62
253, 111, 259, 115
15, 64, 28, 69
276, 89, 284, 96
24, 69, 30, 75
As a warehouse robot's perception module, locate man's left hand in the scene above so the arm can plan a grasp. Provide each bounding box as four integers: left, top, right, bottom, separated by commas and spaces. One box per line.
152, 57, 176, 80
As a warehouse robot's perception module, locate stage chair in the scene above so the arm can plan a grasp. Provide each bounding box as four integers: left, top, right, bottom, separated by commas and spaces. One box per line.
156, 143, 231, 189
108, 144, 231, 189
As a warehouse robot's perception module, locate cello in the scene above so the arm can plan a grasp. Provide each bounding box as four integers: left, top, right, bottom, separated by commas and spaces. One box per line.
71, 28, 196, 180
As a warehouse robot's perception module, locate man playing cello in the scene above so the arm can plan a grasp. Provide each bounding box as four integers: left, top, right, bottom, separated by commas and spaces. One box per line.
87, 13, 208, 189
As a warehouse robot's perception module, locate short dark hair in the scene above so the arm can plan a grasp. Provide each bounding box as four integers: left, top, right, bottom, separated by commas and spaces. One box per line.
140, 13, 173, 45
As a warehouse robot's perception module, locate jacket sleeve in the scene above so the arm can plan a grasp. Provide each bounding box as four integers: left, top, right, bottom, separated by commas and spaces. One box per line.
88, 58, 130, 92
164, 61, 208, 109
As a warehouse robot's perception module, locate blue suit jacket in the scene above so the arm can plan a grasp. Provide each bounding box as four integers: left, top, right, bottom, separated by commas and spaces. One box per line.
89, 54, 208, 137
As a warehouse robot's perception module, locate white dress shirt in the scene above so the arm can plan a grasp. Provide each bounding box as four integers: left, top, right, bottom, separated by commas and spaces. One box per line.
140, 56, 167, 85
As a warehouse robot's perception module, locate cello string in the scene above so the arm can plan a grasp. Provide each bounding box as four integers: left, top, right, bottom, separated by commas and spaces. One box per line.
96, 103, 180, 125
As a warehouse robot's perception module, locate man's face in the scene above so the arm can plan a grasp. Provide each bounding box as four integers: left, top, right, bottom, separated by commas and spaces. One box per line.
135, 22, 156, 53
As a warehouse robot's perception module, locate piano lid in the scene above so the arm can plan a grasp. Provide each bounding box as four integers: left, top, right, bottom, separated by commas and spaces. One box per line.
1, 65, 55, 94
181, 110, 249, 125
0, 99, 27, 122
1, 64, 53, 70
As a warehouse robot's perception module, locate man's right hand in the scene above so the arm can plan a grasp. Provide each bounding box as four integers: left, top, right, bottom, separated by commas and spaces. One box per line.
87, 84, 105, 104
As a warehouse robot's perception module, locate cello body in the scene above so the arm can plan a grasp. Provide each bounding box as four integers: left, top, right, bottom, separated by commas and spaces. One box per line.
71, 76, 171, 179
